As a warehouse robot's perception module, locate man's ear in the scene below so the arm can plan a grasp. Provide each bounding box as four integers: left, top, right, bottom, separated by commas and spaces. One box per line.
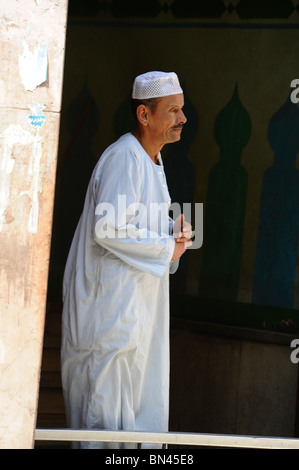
136, 105, 148, 126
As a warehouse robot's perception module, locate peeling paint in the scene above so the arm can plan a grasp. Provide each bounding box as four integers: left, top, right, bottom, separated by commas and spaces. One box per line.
0, 124, 43, 234
0, 16, 19, 28
18, 41, 48, 92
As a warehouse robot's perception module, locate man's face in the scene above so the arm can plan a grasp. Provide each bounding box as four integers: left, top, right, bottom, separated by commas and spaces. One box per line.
146, 94, 187, 146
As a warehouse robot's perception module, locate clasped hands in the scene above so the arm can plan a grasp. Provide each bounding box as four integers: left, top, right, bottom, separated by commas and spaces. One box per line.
171, 214, 193, 261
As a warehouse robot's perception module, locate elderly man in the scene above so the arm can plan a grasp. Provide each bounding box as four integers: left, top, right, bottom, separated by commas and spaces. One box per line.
61, 71, 192, 449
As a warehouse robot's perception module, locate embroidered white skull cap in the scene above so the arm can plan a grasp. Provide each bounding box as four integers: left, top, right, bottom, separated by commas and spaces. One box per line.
132, 71, 183, 99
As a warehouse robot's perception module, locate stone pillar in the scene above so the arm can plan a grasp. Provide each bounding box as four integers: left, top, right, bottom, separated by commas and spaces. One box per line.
0, 0, 68, 448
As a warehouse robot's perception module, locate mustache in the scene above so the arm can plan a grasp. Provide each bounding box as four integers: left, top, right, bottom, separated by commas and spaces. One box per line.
172, 124, 184, 130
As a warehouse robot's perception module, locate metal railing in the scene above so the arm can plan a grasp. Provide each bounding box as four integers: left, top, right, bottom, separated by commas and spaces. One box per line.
35, 428, 299, 449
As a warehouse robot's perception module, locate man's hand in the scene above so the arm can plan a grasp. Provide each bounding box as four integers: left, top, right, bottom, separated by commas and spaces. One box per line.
172, 214, 193, 261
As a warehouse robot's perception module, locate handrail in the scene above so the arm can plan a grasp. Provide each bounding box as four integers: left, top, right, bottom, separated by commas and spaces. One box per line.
35, 428, 299, 449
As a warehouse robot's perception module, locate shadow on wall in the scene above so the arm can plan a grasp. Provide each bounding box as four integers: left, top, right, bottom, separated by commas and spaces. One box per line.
252, 97, 299, 309
198, 85, 251, 303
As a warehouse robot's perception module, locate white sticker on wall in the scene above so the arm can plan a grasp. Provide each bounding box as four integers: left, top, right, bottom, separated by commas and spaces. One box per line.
18, 41, 48, 92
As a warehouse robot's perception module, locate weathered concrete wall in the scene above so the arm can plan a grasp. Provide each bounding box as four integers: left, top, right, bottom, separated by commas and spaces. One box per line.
0, 0, 68, 448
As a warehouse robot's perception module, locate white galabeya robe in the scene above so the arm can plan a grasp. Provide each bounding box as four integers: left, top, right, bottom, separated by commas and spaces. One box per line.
61, 133, 178, 448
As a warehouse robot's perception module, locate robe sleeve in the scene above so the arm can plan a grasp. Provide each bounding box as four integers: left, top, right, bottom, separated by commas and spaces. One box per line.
92, 147, 175, 278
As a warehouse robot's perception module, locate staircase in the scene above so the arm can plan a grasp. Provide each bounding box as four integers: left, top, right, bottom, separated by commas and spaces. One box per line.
36, 302, 67, 447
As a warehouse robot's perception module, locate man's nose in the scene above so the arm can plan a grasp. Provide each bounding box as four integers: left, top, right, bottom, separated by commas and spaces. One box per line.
178, 110, 187, 124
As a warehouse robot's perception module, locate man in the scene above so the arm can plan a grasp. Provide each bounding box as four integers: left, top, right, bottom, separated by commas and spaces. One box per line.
61, 71, 192, 449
